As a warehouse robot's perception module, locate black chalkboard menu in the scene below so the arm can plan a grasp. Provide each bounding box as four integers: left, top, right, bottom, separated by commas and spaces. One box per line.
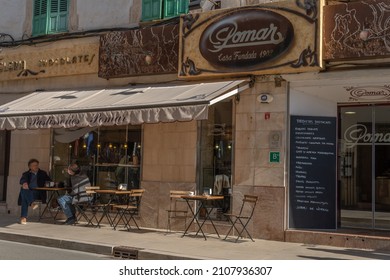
289, 115, 337, 229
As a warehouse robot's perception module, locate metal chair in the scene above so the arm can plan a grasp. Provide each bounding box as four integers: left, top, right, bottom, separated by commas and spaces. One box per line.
224, 194, 258, 242
74, 186, 100, 226
166, 190, 193, 233
112, 189, 145, 230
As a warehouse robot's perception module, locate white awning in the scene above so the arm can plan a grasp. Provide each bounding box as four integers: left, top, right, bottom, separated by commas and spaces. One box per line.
0, 80, 248, 130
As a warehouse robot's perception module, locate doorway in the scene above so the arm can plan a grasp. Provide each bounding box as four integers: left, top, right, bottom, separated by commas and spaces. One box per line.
339, 104, 390, 229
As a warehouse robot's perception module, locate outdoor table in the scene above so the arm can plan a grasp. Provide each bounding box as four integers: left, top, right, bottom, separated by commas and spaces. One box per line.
93, 189, 133, 227
181, 195, 224, 240
34, 187, 71, 222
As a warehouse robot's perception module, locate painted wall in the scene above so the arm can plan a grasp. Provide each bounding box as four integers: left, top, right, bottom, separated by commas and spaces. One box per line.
0, 0, 26, 39
0, 0, 139, 40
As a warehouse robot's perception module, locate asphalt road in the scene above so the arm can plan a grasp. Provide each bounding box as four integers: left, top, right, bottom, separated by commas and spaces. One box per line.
0, 239, 113, 260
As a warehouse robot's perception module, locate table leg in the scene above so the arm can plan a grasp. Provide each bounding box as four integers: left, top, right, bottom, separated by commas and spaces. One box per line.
181, 199, 207, 240
96, 195, 115, 227
194, 202, 220, 239
39, 190, 59, 222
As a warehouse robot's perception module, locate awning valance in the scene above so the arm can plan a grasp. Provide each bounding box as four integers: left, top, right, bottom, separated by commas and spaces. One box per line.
0, 80, 248, 130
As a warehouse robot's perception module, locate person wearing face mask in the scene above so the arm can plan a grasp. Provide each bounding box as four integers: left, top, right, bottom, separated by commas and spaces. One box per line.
18, 158, 51, 225
57, 162, 92, 225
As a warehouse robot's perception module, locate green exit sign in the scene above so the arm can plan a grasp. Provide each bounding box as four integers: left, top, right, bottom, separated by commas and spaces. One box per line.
269, 151, 280, 163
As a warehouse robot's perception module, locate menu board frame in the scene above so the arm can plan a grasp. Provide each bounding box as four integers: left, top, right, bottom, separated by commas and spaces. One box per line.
289, 115, 337, 229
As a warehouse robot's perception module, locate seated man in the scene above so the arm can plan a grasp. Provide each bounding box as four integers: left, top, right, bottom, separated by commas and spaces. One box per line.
18, 158, 51, 225
57, 163, 92, 225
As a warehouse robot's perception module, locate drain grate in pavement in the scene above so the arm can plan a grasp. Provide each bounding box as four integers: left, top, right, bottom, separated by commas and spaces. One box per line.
113, 246, 139, 259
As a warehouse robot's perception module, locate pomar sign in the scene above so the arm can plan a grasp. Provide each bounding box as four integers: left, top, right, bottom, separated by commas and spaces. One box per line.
179, 1, 321, 79
199, 9, 294, 70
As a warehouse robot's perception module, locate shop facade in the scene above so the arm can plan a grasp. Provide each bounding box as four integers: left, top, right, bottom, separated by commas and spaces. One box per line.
5, 0, 389, 248
287, 0, 390, 235
89, 1, 319, 239
0, 0, 321, 242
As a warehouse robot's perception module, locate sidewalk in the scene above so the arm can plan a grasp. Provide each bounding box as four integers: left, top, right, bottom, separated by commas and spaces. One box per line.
0, 213, 389, 260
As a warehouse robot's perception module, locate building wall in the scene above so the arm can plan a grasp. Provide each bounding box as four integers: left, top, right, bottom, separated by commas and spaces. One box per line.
0, 0, 26, 39
141, 121, 197, 229
233, 79, 287, 241
6, 129, 51, 216
0, 0, 139, 40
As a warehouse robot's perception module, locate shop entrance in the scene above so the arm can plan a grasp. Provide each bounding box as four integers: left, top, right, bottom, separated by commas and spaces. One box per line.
339, 104, 390, 230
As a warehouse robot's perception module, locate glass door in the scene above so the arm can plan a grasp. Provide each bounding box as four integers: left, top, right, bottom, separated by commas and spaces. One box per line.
339, 104, 390, 230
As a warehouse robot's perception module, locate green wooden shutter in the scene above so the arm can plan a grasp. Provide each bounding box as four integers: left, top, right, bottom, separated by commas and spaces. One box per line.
164, 0, 176, 18
32, 0, 48, 36
164, 0, 189, 19
177, 0, 189, 15
48, 0, 68, 33
142, 0, 163, 21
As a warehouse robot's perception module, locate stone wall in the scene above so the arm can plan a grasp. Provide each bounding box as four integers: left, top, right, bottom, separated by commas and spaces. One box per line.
233, 79, 287, 241
140, 121, 197, 229
6, 129, 51, 217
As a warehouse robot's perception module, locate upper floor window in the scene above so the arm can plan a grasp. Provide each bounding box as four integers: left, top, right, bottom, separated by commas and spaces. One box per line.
142, 0, 190, 22
33, 0, 69, 36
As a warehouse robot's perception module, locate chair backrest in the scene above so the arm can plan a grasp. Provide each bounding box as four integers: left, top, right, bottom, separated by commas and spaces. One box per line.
237, 195, 258, 219
129, 189, 145, 213
169, 190, 193, 213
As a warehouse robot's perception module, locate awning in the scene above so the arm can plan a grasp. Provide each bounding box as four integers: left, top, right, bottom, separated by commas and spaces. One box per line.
0, 93, 29, 106
0, 80, 249, 130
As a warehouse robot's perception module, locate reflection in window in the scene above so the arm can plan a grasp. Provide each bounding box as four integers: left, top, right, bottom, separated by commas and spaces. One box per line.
51, 125, 141, 190
199, 100, 233, 220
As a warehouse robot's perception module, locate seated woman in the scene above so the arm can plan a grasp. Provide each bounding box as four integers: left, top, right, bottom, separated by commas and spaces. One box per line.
18, 158, 51, 225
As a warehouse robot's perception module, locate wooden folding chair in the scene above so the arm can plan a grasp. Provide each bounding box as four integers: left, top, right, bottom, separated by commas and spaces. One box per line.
224, 195, 258, 242
74, 186, 100, 226
112, 189, 145, 230
166, 190, 193, 233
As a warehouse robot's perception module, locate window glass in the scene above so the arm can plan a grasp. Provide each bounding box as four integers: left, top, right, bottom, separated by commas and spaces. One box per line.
198, 101, 233, 220
0, 131, 7, 201
51, 125, 141, 190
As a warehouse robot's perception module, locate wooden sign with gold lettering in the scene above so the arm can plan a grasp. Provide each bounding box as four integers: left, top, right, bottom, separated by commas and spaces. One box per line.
179, 1, 321, 79
0, 38, 98, 81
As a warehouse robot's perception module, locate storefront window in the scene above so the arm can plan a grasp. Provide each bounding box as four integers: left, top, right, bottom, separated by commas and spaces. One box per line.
0, 131, 9, 201
51, 125, 141, 190
339, 105, 390, 230
198, 100, 233, 220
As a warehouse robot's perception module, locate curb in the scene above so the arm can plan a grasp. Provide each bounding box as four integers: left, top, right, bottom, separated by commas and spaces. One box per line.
0, 231, 203, 260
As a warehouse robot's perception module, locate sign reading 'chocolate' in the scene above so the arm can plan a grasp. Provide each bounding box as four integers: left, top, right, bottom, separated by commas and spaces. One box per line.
199, 9, 294, 69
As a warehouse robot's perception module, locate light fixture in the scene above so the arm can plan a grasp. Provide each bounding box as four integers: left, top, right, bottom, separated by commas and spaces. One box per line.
344, 111, 356, 115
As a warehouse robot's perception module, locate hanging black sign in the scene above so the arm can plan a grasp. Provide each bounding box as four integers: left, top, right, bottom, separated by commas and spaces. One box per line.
289, 115, 337, 229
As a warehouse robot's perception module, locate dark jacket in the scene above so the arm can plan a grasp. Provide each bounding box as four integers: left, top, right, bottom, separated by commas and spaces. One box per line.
18, 169, 51, 205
